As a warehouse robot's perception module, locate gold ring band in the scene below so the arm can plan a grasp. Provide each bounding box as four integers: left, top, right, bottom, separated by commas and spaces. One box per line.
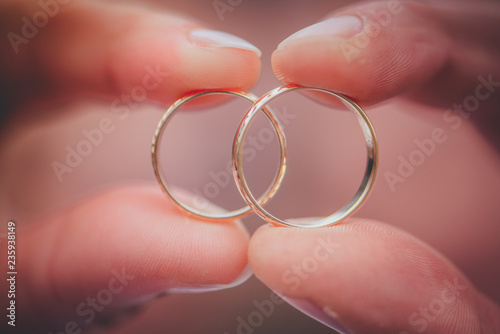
151, 89, 287, 222
232, 84, 378, 228
152, 84, 377, 227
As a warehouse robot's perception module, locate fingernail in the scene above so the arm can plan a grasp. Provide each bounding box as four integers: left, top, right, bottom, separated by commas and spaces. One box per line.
190, 29, 262, 57
278, 16, 363, 49
281, 296, 351, 334
168, 265, 254, 293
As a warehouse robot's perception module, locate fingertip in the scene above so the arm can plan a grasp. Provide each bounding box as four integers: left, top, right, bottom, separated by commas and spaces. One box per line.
35, 2, 261, 105
176, 28, 262, 92
105, 22, 262, 104
77, 184, 250, 289
248, 219, 485, 333
21, 184, 250, 313
272, 2, 449, 104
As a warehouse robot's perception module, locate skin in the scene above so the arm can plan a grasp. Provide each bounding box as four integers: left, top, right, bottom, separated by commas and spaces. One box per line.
0, 0, 499, 333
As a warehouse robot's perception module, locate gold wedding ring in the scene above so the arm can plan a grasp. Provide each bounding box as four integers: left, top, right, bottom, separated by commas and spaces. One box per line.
151, 89, 287, 222
152, 84, 378, 227
232, 84, 378, 227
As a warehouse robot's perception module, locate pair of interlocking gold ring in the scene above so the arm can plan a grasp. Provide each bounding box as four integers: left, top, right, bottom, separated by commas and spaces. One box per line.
152, 84, 378, 228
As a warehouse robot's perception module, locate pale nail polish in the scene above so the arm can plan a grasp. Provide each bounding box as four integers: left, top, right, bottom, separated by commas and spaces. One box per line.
278, 16, 363, 49
282, 296, 351, 333
190, 29, 261, 57
168, 265, 254, 293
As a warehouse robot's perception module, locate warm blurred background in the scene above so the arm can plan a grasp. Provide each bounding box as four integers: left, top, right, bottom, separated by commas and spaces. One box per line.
1, 0, 499, 333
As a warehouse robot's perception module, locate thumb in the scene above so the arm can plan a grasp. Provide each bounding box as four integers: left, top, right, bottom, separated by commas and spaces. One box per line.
0, 184, 250, 332
248, 220, 500, 334
272, 1, 500, 107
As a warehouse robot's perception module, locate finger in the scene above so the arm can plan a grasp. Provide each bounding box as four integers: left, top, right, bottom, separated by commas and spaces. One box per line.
248, 220, 500, 334
2, 184, 249, 331
272, 1, 500, 107
0, 1, 261, 110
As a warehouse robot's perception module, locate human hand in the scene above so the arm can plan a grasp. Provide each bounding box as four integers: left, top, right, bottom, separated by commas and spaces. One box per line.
0, 0, 261, 332
249, 1, 500, 333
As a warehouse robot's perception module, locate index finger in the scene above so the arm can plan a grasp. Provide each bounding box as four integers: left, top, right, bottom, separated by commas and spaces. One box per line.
0, 0, 261, 111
